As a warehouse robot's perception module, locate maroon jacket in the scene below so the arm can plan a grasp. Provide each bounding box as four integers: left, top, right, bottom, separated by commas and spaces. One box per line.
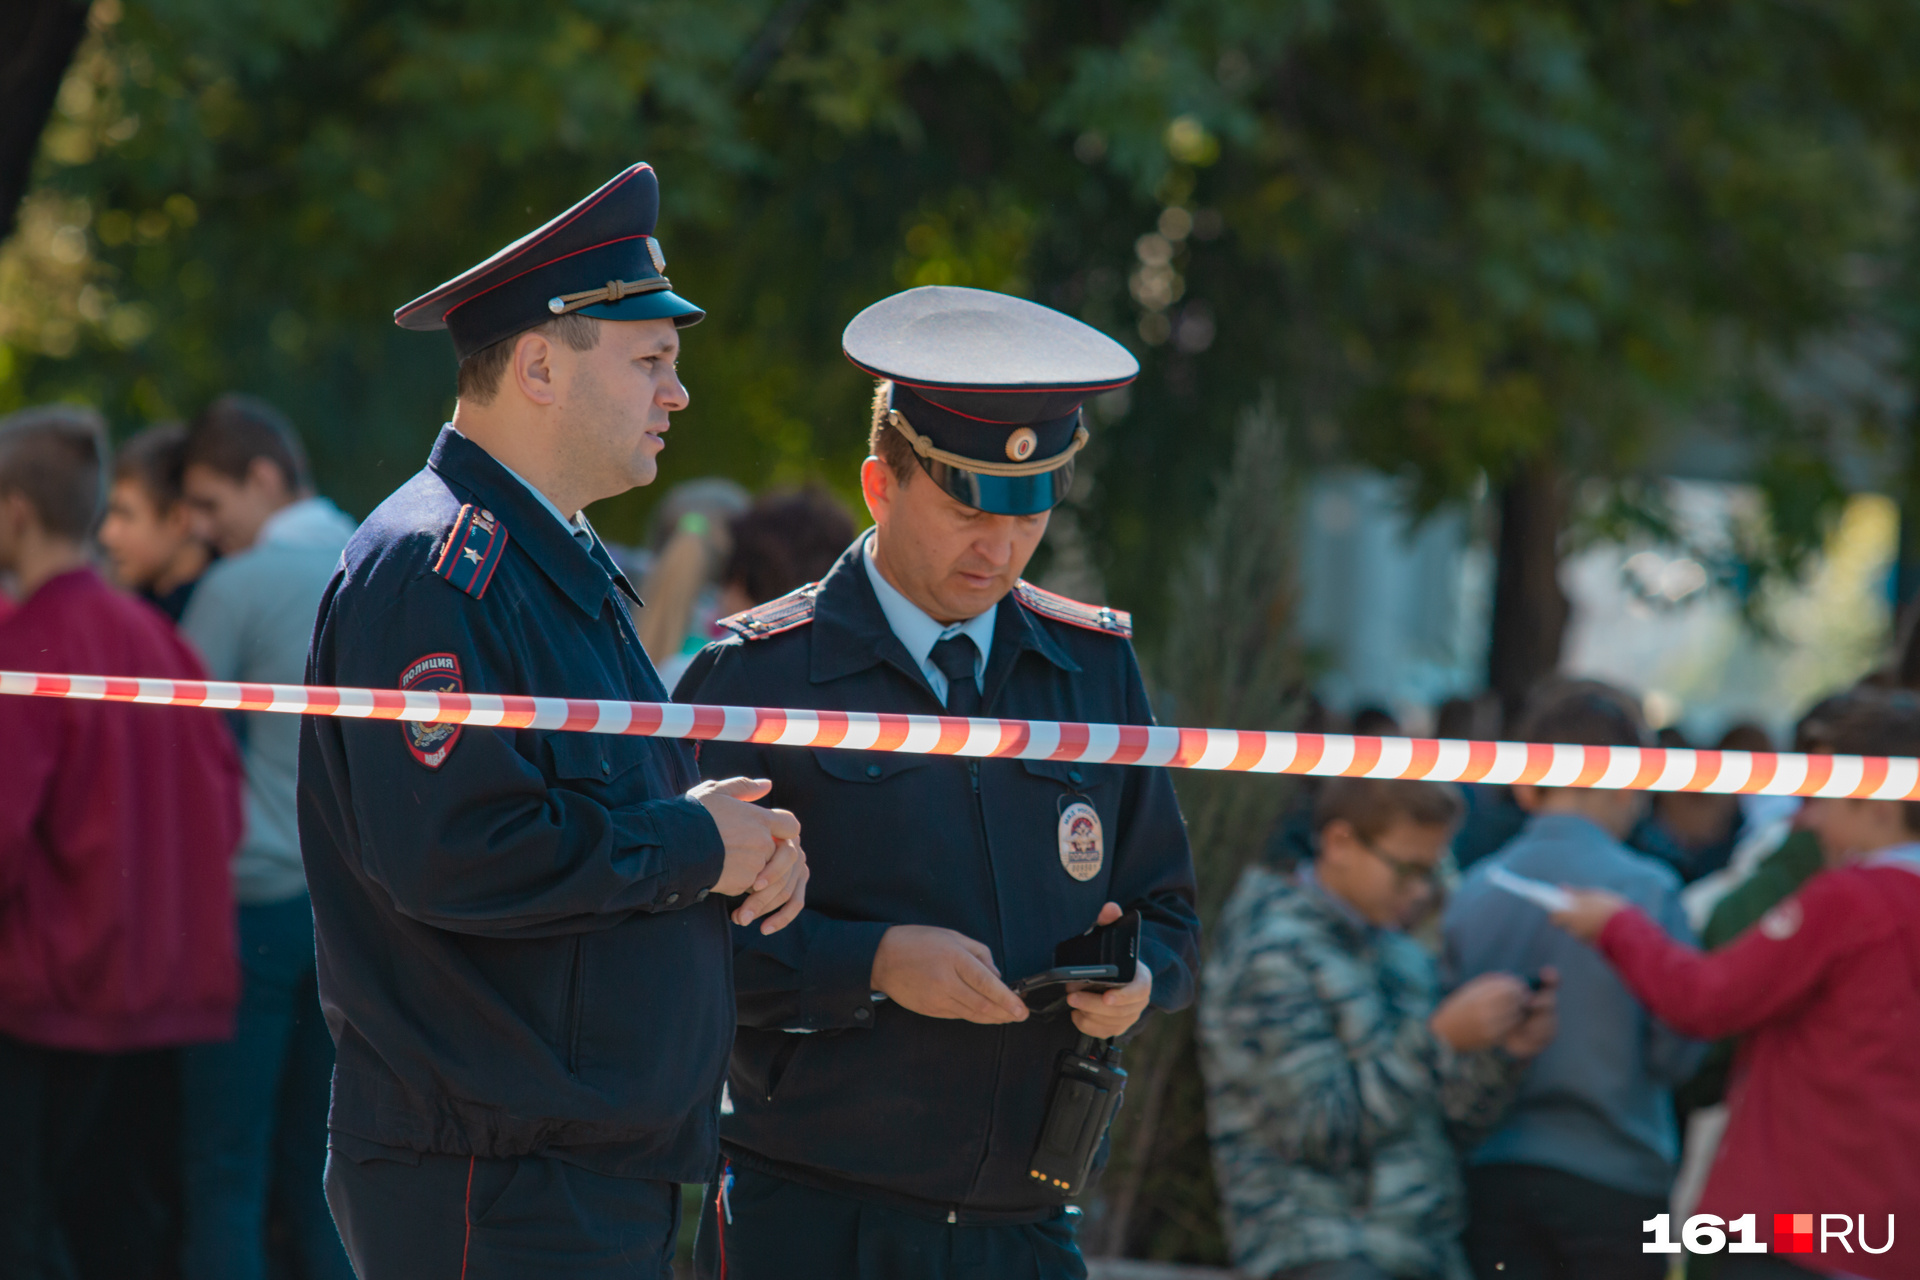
1599, 856, 1920, 1277
0, 568, 242, 1051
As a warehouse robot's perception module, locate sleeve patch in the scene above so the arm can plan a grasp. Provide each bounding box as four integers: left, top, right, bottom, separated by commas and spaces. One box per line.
717, 583, 819, 640
432, 504, 508, 599
400, 652, 464, 769
1013, 580, 1132, 636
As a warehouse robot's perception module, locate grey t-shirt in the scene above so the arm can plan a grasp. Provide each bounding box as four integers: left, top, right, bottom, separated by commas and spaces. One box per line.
181, 496, 355, 905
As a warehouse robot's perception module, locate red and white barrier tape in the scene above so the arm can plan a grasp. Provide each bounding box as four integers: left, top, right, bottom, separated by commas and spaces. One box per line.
2, 669, 1913, 797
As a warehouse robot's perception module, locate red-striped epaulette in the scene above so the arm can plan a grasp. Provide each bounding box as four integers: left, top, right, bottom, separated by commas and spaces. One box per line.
431, 504, 509, 600
717, 584, 820, 640
1012, 580, 1132, 637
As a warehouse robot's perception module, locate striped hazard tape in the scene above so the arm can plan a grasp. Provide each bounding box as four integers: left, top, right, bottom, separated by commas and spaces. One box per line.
2, 668, 1914, 797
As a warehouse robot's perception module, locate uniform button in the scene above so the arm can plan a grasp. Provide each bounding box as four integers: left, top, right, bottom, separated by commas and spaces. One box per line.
600, 760, 611, 775
865, 764, 883, 779
1068, 769, 1084, 785
695, 889, 709, 902
666, 892, 680, 904
854, 1006, 871, 1021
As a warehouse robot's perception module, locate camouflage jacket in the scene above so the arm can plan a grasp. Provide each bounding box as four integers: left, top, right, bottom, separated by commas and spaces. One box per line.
1198, 867, 1522, 1280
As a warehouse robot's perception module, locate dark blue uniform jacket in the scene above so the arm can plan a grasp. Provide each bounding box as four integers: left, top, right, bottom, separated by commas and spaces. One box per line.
675, 537, 1200, 1212
298, 426, 730, 1181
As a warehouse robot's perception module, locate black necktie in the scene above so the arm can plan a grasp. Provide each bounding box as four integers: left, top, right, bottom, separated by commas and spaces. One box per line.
929, 634, 981, 716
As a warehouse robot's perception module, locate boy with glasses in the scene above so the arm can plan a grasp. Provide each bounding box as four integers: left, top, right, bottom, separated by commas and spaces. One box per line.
1443, 681, 1704, 1280
1201, 777, 1557, 1280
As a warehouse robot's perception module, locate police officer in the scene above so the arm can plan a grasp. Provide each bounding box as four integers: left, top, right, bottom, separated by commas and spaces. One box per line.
677, 286, 1201, 1279
299, 163, 808, 1280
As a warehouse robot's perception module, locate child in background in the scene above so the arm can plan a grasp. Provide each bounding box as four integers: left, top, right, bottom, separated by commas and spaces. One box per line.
1445, 680, 1703, 1280
97, 422, 213, 620
1554, 691, 1920, 1280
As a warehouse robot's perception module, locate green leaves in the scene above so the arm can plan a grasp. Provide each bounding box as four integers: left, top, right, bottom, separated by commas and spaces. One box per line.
3, 0, 1913, 614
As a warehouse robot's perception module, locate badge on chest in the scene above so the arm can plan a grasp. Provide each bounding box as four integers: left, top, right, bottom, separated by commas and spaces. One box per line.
1059, 802, 1104, 882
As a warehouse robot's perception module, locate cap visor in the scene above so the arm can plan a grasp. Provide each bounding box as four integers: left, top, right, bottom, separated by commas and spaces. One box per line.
923, 458, 1073, 516
579, 290, 705, 327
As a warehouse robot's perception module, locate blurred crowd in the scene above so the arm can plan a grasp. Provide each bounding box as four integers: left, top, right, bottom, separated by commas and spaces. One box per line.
0, 400, 855, 1280
1202, 682, 1920, 1280
4, 392, 1918, 1280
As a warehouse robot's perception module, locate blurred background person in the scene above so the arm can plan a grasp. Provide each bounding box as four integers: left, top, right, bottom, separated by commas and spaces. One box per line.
175, 394, 356, 1280
1552, 691, 1920, 1280
714, 483, 856, 616
1667, 696, 1855, 1245
0, 405, 242, 1280
97, 422, 213, 621
1202, 777, 1556, 1280
631, 476, 749, 684
1445, 681, 1702, 1280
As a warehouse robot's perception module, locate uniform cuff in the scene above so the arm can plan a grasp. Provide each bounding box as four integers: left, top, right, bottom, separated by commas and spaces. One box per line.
638, 795, 727, 911
800, 919, 894, 1030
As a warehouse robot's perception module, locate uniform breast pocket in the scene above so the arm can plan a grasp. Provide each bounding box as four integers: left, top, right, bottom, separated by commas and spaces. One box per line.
809, 747, 934, 787
1019, 758, 1121, 887
544, 731, 663, 797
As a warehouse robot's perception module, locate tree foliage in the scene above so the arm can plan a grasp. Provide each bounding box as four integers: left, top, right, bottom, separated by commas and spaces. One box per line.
5, 0, 1915, 623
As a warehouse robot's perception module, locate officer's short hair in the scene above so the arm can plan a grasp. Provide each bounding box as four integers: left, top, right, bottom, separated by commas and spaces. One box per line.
868, 381, 919, 485
0, 404, 107, 540
1516, 678, 1651, 750
113, 422, 189, 511
1314, 777, 1464, 846
1821, 690, 1920, 833
184, 393, 310, 492
456, 314, 601, 406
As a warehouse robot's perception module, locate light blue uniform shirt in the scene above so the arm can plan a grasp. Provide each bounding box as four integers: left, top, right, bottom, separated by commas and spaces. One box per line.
496, 456, 601, 557
860, 532, 994, 704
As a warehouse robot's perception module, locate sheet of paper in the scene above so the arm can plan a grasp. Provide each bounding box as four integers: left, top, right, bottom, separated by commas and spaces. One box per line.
1486, 865, 1574, 914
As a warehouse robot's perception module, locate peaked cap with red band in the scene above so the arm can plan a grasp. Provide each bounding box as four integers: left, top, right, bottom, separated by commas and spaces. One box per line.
843, 286, 1137, 516
394, 163, 703, 360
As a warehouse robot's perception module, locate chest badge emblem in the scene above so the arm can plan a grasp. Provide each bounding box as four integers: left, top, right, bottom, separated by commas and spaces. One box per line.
1058, 802, 1104, 882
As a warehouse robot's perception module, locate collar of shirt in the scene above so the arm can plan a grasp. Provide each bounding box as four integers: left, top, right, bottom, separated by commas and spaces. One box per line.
860, 531, 995, 704
1295, 862, 1379, 941
1869, 842, 1920, 877
426, 426, 639, 614
494, 455, 598, 554
257, 495, 355, 550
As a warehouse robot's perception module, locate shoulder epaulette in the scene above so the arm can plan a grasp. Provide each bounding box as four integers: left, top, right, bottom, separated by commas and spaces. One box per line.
1013, 580, 1131, 637
431, 504, 509, 599
718, 583, 819, 640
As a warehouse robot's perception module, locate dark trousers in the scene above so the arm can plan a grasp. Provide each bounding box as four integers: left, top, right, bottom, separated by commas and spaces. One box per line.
0, 1034, 183, 1280
325, 1145, 680, 1280
1464, 1163, 1667, 1280
692, 1158, 1087, 1280
179, 897, 350, 1280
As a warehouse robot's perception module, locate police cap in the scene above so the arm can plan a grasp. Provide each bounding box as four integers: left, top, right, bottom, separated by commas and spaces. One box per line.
843, 286, 1138, 516
395, 163, 703, 360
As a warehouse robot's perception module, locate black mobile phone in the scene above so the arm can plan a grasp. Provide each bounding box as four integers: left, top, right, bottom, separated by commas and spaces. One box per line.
1016, 911, 1142, 1014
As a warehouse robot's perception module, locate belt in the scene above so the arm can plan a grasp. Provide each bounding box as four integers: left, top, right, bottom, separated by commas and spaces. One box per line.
721, 1143, 1069, 1227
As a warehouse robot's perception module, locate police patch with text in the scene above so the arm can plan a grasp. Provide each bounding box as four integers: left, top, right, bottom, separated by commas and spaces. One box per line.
400, 653, 464, 769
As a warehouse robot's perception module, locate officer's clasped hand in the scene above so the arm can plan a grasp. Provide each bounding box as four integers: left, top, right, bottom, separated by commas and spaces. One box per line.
690, 777, 809, 935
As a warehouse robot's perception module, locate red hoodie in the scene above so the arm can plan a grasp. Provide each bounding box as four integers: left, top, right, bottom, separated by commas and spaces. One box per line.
1598, 856, 1920, 1279
0, 568, 242, 1051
